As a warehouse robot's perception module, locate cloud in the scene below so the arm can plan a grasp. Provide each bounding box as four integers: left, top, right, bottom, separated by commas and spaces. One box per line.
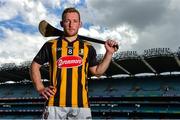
84, 0, 180, 53
85, 0, 169, 29
67, 0, 81, 5
132, 20, 180, 53
40, 0, 61, 8
0, 26, 47, 64
0, 0, 60, 26
79, 24, 138, 53
20, 0, 47, 26
0, 0, 19, 21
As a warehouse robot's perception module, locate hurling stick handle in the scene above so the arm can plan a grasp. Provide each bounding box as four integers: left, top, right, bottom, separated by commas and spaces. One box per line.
78, 35, 119, 49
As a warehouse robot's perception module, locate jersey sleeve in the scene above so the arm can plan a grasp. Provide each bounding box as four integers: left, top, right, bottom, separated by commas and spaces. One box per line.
88, 45, 99, 67
33, 42, 51, 65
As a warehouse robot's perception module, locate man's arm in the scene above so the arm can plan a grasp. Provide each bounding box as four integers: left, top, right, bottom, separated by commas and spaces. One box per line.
29, 61, 55, 100
89, 40, 118, 77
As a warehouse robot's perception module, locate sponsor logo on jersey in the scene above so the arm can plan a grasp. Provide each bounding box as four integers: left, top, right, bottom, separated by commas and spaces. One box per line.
57, 56, 82, 68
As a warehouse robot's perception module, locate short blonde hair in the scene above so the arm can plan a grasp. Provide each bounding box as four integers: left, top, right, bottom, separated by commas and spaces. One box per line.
62, 7, 81, 21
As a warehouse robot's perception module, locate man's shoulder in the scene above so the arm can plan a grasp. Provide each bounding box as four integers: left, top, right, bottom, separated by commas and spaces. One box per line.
80, 39, 92, 46
46, 37, 59, 43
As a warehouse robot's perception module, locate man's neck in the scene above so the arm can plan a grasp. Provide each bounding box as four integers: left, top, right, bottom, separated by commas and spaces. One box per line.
65, 34, 78, 42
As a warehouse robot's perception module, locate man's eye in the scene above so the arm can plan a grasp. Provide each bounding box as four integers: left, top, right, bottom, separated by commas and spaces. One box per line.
74, 20, 78, 23
65, 20, 69, 23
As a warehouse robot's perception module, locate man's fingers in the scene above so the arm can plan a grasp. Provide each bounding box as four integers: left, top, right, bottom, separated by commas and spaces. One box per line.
39, 86, 56, 100
47, 88, 56, 95
107, 40, 118, 47
41, 92, 49, 100
49, 86, 56, 92
49, 86, 55, 89
106, 40, 118, 50
49, 86, 56, 94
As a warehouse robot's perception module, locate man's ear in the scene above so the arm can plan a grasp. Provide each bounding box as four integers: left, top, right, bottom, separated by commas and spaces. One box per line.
60, 21, 63, 27
79, 21, 82, 28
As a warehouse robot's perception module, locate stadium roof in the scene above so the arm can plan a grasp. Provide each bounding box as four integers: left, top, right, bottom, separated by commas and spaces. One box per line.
0, 48, 180, 83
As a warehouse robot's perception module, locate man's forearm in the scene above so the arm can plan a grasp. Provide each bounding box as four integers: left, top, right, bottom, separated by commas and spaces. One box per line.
95, 52, 113, 76
29, 62, 45, 92
30, 62, 56, 99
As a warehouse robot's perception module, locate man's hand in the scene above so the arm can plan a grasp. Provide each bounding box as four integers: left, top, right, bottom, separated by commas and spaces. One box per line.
105, 39, 118, 54
38, 86, 56, 100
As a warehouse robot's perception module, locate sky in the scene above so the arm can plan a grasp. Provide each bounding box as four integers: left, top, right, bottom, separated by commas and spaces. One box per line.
0, 0, 180, 65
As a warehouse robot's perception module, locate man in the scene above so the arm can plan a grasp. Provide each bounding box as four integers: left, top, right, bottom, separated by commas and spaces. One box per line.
30, 7, 118, 119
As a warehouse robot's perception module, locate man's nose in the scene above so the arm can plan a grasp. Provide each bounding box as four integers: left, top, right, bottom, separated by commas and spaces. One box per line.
69, 21, 72, 27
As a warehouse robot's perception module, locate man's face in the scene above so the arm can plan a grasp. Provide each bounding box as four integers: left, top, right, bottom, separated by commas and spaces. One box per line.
62, 12, 81, 37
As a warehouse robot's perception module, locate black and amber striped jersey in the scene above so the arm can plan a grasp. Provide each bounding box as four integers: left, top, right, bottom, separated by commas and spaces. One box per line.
33, 37, 98, 108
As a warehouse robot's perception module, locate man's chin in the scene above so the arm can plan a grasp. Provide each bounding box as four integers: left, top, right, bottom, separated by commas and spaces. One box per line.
65, 32, 78, 37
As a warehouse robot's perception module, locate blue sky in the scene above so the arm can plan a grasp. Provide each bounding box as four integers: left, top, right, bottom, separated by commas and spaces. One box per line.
0, 0, 180, 65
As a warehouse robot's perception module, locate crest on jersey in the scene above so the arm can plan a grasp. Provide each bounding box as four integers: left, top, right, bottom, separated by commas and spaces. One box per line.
79, 49, 84, 55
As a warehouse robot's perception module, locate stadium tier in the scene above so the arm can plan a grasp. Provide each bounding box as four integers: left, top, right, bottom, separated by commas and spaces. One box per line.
0, 48, 180, 119
1, 76, 180, 119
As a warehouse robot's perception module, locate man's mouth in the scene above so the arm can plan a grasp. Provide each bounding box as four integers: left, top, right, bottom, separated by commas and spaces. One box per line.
69, 29, 74, 31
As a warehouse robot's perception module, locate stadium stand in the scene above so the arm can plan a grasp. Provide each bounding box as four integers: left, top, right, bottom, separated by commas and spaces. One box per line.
0, 47, 180, 119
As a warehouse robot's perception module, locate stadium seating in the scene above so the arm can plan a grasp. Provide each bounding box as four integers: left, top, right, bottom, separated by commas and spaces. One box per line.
1, 75, 180, 119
